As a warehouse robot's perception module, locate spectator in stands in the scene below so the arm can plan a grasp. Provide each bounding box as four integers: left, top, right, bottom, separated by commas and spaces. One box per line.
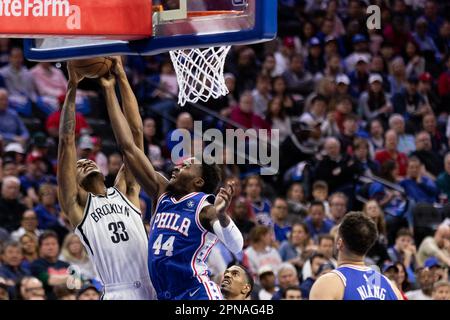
328, 192, 348, 225
348, 55, 370, 98
271, 76, 297, 117
437, 55, 450, 101
19, 232, 39, 267
34, 183, 67, 238
353, 137, 380, 178
265, 97, 292, 143
286, 183, 309, 220
393, 75, 431, 130
30, 231, 70, 300
400, 156, 439, 204
142, 117, 164, 171
368, 118, 385, 153
229, 197, 255, 246
103, 153, 123, 188
274, 37, 296, 77
244, 175, 272, 227
0, 88, 29, 145
10, 210, 41, 242
0, 241, 31, 286
16, 276, 46, 300
410, 131, 443, 179
413, 17, 442, 63
388, 114, 415, 155
20, 152, 55, 206
0, 176, 27, 232
432, 281, 450, 300
252, 74, 272, 117
242, 226, 282, 280
388, 228, 418, 284
278, 222, 315, 272
304, 201, 334, 243
46, 103, 90, 139
257, 266, 277, 300
337, 114, 360, 155
383, 14, 413, 56
59, 233, 96, 282
271, 198, 291, 244
422, 113, 448, 157
229, 91, 271, 131
0, 48, 37, 117
90, 137, 107, 176
271, 263, 300, 300
405, 41, 426, 79
375, 129, 408, 177
261, 54, 276, 78
305, 37, 325, 77
345, 34, 371, 73
418, 73, 442, 117
362, 200, 389, 267
421, 0, 445, 41
437, 153, 450, 199
76, 283, 100, 301
302, 234, 337, 281
367, 161, 409, 245
282, 54, 315, 96
314, 137, 356, 194
311, 181, 330, 217
395, 261, 412, 298
417, 224, 450, 267
359, 73, 393, 126
406, 267, 434, 300
300, 252, 328, 299
282, 286, 302, 300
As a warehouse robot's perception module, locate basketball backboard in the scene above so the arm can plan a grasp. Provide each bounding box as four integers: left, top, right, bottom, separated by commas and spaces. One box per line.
24, 0, 277, 61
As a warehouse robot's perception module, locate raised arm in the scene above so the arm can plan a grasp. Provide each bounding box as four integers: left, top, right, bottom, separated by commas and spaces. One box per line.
100, 76, 167, 203
109, 57, 144, 207
57, 62, 86, 228
200, 182, 244, 255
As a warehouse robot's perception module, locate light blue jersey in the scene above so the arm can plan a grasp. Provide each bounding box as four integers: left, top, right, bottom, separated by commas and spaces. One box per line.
333, 265, 399, 300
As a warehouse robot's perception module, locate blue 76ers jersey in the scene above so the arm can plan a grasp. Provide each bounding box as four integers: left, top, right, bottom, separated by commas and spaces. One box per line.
148, 192, 219, 300
333, 265, 398, 300
251, 199, 272, 226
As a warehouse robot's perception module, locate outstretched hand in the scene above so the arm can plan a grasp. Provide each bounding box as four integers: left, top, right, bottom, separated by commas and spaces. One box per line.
108, 56, 126, 77
214, 181, 235, 214
99, 73, 116, 88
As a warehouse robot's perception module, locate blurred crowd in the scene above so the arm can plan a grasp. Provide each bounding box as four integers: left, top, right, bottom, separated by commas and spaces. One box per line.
1, 0, 450, 300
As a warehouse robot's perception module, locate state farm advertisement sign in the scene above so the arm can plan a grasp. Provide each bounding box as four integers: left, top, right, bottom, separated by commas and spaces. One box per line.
0, 0, 152, 39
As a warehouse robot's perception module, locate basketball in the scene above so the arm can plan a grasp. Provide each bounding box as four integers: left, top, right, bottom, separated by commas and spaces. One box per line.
70, 57, 113, 79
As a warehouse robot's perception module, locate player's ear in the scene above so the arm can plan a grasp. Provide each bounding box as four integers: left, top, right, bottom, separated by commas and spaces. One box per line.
194, 177, 205, 189
242, 284, 250, 297
336, 237, 343, 250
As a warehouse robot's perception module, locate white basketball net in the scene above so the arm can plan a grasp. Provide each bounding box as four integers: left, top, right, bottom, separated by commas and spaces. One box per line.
169, 46, 232, 106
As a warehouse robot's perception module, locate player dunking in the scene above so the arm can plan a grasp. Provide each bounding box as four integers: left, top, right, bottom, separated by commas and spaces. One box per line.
310, 212, 403, 300
101, 74, 244, 300
58, 59, 155, 300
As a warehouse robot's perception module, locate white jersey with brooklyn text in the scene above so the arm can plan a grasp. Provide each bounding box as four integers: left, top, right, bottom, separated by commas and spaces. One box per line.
74, 187, 155, 300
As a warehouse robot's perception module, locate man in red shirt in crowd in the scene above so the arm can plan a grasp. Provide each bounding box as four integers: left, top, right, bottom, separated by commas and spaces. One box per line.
375, 129, 408, 177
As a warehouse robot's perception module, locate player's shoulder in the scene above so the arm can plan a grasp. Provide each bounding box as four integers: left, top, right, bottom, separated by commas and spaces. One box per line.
310, 271, 345, 300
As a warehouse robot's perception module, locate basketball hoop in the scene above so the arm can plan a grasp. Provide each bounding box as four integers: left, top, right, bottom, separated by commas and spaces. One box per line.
170, 45, 231, 106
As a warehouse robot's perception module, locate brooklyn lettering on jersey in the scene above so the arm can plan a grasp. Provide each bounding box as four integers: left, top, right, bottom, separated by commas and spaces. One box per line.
152, 212, 191, 237
90, 203, 130, 223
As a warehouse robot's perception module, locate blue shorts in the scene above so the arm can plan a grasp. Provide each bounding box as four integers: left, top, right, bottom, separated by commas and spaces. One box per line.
157, 281, 223, 300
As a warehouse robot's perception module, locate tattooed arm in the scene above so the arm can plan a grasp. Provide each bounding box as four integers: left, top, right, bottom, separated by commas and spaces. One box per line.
57, 62, 87, 228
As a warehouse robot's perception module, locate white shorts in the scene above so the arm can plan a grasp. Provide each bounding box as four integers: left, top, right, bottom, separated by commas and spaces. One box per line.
102, 277, 157, 300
